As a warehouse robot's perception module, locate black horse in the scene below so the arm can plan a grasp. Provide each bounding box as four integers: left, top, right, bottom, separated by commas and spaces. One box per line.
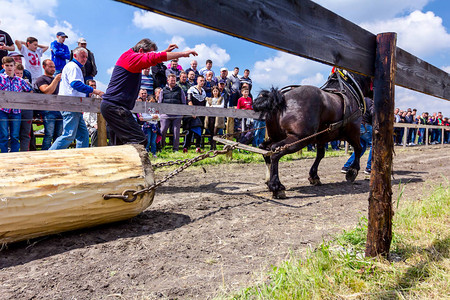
253, 69, 373, 198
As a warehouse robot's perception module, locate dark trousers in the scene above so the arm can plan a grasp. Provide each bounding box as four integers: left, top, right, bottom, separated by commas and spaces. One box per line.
100, 101, 146, 146
20, 109, 33, 151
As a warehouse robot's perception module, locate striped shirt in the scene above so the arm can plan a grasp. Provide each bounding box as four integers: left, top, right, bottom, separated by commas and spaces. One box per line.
0, 73, 32, 113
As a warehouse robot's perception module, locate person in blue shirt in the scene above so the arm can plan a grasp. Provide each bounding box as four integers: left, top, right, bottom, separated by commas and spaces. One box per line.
50, 32, 70, 74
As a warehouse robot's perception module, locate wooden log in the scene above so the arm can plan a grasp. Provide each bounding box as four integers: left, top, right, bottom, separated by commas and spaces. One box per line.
366, 32, 396, 257
0, 145, 155, 244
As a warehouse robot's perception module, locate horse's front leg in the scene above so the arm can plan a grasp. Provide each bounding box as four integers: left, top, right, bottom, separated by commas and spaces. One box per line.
267, 135, 305, 199
308, 143, 325, 186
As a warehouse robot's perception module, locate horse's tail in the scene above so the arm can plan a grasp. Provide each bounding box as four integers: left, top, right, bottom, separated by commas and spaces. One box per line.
253, 87, 287, 119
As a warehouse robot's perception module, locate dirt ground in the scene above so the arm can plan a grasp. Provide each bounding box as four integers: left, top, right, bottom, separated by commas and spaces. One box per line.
1, 145, 449, 300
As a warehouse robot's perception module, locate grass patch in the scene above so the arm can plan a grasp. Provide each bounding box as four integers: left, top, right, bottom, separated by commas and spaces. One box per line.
152, 144, 347, 167
220, 181, 449, 299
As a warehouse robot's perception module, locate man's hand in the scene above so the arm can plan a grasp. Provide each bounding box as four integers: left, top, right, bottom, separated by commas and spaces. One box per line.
93, 89, 105, 97
54, 73, 62, 82
163, 44, 178, 52
182, 50, 198, 57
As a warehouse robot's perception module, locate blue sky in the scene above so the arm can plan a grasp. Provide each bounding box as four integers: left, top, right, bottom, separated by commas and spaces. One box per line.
1, 0, 450, 116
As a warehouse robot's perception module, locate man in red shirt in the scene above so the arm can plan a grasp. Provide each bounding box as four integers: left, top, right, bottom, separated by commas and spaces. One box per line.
101, 38, 197, 145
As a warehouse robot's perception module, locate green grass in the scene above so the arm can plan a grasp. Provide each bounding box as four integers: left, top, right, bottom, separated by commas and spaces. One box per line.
219, 181, 449, 300
152, 144, 347, 167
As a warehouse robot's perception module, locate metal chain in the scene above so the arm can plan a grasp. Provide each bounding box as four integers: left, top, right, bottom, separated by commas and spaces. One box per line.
269, 127, 331, 155
103, 144, 237, 202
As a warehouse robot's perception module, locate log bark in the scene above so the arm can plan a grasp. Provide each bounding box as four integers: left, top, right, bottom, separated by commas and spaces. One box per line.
0, 145, 155, 244
365, 33, 397, 257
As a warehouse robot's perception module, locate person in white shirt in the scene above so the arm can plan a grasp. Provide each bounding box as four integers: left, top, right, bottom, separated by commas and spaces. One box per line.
15, 37, 48, 83
49, 47, 104, 150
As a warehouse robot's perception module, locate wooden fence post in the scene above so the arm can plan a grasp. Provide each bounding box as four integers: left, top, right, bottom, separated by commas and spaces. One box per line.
226, 117, 234, 159
97, 112, 108, 147
365, 32, 397, 258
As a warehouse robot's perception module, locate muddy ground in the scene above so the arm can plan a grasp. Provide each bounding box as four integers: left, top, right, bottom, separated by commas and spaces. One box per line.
1, 145, 449, 300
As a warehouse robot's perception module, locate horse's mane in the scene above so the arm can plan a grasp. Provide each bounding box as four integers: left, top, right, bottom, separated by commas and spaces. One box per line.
253, 87, 287, 119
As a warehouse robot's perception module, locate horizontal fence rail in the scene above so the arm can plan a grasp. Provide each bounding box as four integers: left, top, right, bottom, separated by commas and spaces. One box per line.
0, 91, 262, 119
116, 0, 450, 100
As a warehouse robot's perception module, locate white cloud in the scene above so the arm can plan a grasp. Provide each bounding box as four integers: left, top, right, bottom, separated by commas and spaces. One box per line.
301, 73, 326, 86
0, 0, 79, 47
360, 10, 450, 57
314, 0, 429, 23
395, 86, 450, 117
106, 66, 114, 75
252, 51, 329, 89
132, 10, 216, 36
442, 66, 450, 74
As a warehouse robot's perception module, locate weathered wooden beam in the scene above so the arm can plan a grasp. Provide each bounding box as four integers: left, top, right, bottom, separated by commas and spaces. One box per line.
0, 91, 261, 118
115, 0, 450, 100
366, 32, 396, 258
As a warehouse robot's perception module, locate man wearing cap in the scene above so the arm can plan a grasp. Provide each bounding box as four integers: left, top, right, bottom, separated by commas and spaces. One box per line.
0, 52, 32, 83
50, 32, 70, 74
70, 38, 97, 82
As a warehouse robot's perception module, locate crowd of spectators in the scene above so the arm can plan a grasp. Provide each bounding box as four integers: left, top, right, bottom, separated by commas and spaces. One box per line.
1, 26, 449, 154
394, 108, 450, 145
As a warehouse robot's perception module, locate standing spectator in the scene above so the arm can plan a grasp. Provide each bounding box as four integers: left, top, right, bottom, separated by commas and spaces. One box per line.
50, 32, 70, 75
199, 59, 215, 78
101, 38, 196, 147
49, 47, 104, 150
185, 60, 200, 81
216, 67, 228, 86
405, 110, 414, 145
204, 70, 216, 97
0, 26, 14, 63
0, 52, 32, 83
237, 88, 254, 144
15, 37, 48, 82
159, 74, 187, 151
70, 38, 97, 82
187, 70, 196, 86
342, 97, 374, 175
417, 112, 428, 145
217, 79, 230, 108
83, 79, 101, 147
14, 63, 34, 151
177, 71, 190, 94
151, 62, 167, 89
228, 67, 241, 107
240, 69, 252, 92
165, 58, 182, 80
139, 91, 160, 157
205, 86, 224, 150
0, 57, 32, 153
184, 75, 207, 153
140, 67, 153, 95
34, 59, 63, 150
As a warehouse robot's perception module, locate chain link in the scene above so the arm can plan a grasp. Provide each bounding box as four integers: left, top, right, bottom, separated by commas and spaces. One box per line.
103, 144, 237, 202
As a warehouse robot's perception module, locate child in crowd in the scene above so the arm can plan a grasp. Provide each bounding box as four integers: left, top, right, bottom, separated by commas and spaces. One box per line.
138, 88, 161, 157
0, 57, 32, 153
205, 86, 224, 149
237, 87, 253, 144
15, 37, 48, 82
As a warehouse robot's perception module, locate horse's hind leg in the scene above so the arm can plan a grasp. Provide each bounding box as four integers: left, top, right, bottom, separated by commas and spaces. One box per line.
308, 143, 325, 186
346, 136, 362, 182
263, 155, 271, 184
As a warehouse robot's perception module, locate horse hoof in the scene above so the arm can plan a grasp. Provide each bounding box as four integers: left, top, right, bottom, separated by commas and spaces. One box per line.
308, 177, 322, 186
346, 168, 358, 182
272, 190, 287, 199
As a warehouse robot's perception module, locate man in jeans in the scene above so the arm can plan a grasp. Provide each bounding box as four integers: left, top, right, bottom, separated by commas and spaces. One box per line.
49, 47, 104, 150
34, 59, 62, 150
341, 97, 374, 175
